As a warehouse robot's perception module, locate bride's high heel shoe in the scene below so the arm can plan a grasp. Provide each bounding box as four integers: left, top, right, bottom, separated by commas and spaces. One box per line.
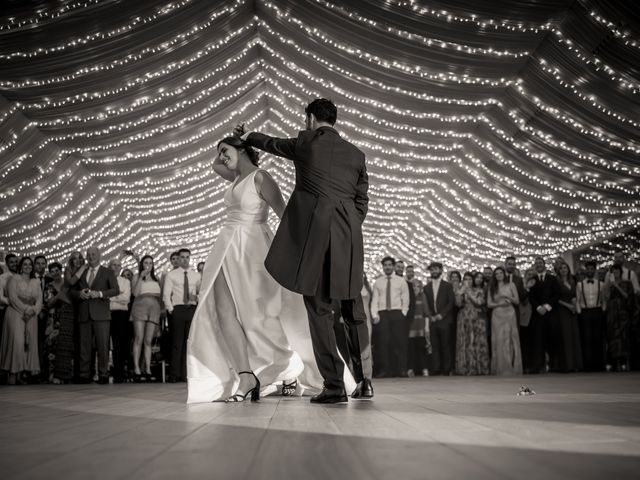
226, 371, 260, 403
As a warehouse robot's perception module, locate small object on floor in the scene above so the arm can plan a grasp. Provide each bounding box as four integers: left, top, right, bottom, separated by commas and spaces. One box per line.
517, 385, 536, 396
281, 379, 298, 396
407, 369, 415, 378
421, 369, 429, 377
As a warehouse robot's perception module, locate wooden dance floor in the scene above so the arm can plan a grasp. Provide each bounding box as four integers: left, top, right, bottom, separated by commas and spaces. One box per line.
1, 374, 640, 479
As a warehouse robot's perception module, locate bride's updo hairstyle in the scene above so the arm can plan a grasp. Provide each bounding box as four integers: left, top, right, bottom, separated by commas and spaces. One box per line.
217, 136, 260, 167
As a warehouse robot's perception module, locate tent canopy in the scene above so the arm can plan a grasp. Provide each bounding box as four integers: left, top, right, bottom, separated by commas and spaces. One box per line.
1, 0, 638, 275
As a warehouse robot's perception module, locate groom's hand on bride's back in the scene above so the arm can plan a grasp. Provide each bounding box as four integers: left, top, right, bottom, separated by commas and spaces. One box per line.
233, 123, 246, 138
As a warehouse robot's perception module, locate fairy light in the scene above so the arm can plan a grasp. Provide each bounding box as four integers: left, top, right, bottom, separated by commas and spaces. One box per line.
587, 7, 640, 51
294, 0, 531, 58
257, 23, 639, 164
0, 8, 252, 89
28, 48, 261, 123
0, 0, 197, 60
390, 0, 556, 32
263, 71, 640, 199
0, 0, 102, 31
256, 16, 514, 87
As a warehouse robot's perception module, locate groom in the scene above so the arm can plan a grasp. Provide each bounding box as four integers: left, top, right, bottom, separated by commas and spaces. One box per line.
235, 99, 373, 404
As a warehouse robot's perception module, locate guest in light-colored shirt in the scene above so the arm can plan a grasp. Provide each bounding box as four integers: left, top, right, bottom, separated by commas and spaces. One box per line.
108, 259, 131, 383
605, 252, 639, 295
576, 261, 606, 371
162, 248, 200, 382
370, 256, 409, 378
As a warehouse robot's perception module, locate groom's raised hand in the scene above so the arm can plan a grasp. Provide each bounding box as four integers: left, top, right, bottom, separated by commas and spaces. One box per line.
233, 123, 246, 138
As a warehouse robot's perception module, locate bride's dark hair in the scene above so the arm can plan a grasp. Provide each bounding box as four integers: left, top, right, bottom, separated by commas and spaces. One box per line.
217, 136, 260, 166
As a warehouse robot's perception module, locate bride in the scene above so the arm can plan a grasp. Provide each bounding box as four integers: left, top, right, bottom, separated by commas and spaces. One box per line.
187, 136, 351, 403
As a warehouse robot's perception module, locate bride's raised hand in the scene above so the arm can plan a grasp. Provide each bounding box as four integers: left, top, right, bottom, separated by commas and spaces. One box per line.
233, 123, 246, 138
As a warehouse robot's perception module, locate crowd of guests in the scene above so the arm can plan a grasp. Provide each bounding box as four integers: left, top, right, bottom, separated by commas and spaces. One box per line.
0, 248, 200, 385
362, 252, 639, 378
0, 247, 638, 386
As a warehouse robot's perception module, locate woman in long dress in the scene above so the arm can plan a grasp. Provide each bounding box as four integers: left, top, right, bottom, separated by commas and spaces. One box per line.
552, 263, 583, 372
487, 266, 522, 375
455, 272, 490, 375
0, 257, 42, 384
407, 279, 430, 377
606, 264, 636, 371
187, 137, 346, 403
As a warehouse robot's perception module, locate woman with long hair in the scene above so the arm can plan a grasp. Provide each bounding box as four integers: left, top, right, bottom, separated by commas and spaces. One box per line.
487, 266, 522, 375
130, 255, 162, 382
553, 263, 583, 372
454, 272, 490, 375
606, 264, 636, 371
407, 278, 430, 377
0, 257, 42, 384
44, 261, 76, 384
187, 137, 344, 403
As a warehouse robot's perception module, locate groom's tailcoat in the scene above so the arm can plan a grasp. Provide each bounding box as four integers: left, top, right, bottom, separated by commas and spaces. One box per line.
246, 127, 368, 300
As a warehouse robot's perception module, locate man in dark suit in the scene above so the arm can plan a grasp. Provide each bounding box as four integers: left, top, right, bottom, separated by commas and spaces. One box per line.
69, 247, 119, 384
423, 262, 455, 375
524, 256, 559, 374
238, 98, 371, 404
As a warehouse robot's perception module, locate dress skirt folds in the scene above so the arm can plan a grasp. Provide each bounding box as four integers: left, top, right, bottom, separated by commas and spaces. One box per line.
187, 170, 354, 403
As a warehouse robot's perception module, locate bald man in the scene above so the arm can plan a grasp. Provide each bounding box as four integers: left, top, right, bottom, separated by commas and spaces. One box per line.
69, 247, 119, 384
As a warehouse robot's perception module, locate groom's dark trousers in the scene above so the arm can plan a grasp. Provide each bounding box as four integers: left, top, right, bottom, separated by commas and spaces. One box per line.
303, 255, 372, 390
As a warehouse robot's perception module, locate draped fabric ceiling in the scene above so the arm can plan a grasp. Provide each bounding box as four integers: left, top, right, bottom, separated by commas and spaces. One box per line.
1, 0, 639, 276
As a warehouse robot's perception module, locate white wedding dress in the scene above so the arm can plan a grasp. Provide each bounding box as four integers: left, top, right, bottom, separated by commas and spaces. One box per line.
187, 169, 354, 403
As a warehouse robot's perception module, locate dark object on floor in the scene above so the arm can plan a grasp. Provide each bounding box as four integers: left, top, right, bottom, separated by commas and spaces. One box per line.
517, 385, 536, 396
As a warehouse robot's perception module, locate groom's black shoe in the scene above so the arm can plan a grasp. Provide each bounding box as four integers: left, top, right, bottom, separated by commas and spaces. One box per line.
351, 378, 374, 399
310, 387, 348, 404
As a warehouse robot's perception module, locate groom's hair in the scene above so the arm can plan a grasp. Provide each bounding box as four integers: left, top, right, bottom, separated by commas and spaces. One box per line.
218, 137, 259, 166
305, 99, 337, 125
